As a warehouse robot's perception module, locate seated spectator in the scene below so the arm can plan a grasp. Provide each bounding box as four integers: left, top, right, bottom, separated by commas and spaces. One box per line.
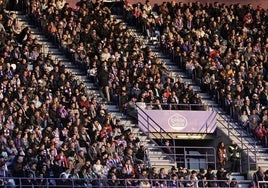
216, 167, 229, 187
158, 167, 169, 187
185, 170, 199, 187
122, 158, 135, 178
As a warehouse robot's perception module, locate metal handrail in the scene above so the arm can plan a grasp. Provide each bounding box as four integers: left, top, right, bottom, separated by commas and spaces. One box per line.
242, 147, 268, 173
135, 104, 177, 161
217, 112, 258, 172
147, 145, 217, 170
136, 103, 217, 134
0, 177, 254, 188
198, 109, 217, 134
137, 102, 219, 111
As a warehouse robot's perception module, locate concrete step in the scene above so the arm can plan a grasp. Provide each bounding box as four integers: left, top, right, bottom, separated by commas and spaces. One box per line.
109, 112, 126, 118
68, 69, 87, 76
148, 150, 163, 155
141, 138, 151, 143
154, 52, 166, 58
149, 159, 174, 165
106, 105, 120, 112
171, 72, 188, 79
166, 65, 182, 72
149, 162, 176, 169
130, 127, 140, 132
144, 142, 156, 148
148, 155, 167, 160
199, 93, 212, 99
162, 59, 174, 65
202, 99, 218, 106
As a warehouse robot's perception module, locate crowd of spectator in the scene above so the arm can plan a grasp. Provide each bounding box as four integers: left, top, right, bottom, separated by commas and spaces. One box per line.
0, 0, 267, 186
0, 0, 210, 187
123, 1, 268, 146
0, 0, 157, 187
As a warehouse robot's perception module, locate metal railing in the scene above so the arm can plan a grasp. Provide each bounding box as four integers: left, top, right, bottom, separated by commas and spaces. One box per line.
217, 112, 259, 172
136, 103, 217, 169
147, 145, 217, 170
135, 102, 262, 173
242, 147, 268, 173
136, 102, 218, 134
135, 104, 177, 161
199, 109, 217, 134
136, 102, 219, 111
0, 177, 254, 188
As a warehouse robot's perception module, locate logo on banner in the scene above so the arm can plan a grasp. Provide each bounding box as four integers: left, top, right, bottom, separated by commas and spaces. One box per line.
168, 113, 187, 131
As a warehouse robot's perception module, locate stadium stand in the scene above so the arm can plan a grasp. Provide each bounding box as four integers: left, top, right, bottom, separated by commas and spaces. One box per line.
0, 0, 267, 187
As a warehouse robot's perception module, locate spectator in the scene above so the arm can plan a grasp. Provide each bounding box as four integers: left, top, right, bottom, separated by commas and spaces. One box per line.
185, 170, 198, 187
197, 168, 207, 187
253, 167, 265, 188
228, 141, 240, 172
158, 167, 169, 187
230, 178, 239, 188
1, 0, 268, 186
139, 178, 150, 188
217, 141, 228, 168
254, 122, 268, 146
216, 167, 229, 187
122, 158, 135, 178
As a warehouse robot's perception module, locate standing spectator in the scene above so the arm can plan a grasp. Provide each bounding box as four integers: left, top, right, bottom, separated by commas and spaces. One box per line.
217, 141, 228, 168
253, 166, 265, 188
228, 141, 240, 172
162, 139, 174, 158
97, 61, 110, 102
254, 122, 268, 146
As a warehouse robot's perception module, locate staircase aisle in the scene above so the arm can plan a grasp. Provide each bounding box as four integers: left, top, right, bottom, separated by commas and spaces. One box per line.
16, 12, 177, 171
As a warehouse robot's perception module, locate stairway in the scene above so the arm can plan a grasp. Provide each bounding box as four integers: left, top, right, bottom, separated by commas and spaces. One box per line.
111, 13, 268, 172
15, 12, 177, 171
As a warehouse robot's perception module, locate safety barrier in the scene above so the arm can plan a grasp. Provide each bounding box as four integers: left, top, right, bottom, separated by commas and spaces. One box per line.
0, 177, 254, 188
